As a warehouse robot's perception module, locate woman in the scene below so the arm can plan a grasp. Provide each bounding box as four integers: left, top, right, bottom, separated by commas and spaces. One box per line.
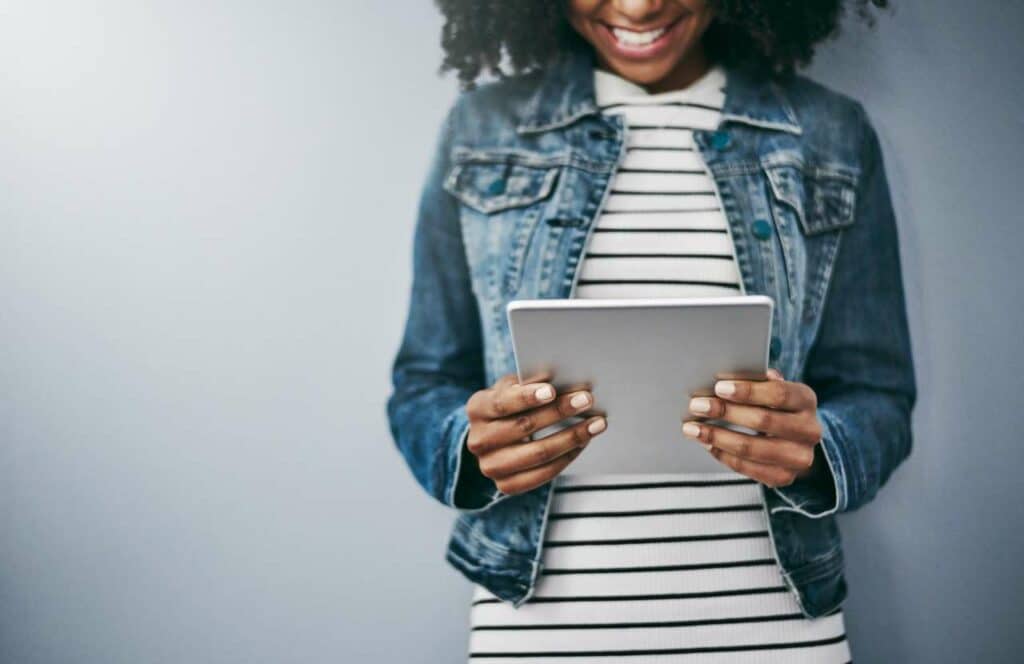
388, 1, 916, 660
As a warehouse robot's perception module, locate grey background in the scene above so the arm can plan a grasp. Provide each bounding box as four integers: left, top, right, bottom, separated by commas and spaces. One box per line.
1, 1, 1021, 662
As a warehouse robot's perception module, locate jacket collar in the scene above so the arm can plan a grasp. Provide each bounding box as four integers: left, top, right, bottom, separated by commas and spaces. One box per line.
516, 46, 802, 136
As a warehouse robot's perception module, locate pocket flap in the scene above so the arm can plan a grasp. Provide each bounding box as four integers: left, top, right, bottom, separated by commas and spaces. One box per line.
443, 161, 560, 214
765, 164, 858, 235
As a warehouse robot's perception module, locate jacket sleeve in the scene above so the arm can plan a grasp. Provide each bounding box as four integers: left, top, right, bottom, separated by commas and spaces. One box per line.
771, 107, 917, 517
386, 98, 504, 512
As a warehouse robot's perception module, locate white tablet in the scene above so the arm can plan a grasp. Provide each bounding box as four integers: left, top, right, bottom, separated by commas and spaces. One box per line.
506, 296, 773, 473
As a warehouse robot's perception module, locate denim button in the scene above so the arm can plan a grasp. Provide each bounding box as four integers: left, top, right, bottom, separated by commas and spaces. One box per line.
710, 130, 731, 150
751, 218, 773, 240
770, 336, 782, 360
486, 179, 505, 196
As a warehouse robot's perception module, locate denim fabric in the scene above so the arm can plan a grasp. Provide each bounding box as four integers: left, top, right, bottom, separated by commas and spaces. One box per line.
386, 45, 916, 618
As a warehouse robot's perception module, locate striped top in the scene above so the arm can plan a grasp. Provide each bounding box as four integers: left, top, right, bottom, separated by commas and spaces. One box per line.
576, 64, 744, 299
465, 65, 850, 663
469, 474, 850, 662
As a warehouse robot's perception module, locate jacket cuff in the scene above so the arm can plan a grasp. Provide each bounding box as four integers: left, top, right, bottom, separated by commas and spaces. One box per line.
769, 409, 848, 518
444, 407, 505, 512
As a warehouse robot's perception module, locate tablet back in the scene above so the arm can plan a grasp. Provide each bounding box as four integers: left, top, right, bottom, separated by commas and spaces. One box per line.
507, 296, 773, 474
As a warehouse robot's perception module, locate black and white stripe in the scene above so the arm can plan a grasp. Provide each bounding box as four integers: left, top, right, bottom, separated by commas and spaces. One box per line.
575, 65, 743, 300
468, 474, 850, 662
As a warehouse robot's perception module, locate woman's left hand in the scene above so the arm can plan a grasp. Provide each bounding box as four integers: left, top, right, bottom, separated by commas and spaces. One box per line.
682, 369, 825, 488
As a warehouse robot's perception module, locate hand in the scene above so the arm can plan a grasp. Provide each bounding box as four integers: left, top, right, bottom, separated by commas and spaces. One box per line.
681, 369, 824, 488
465, 374, 607, 496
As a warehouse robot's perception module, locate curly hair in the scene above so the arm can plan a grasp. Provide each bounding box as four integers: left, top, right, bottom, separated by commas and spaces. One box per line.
436, 0, 888, 89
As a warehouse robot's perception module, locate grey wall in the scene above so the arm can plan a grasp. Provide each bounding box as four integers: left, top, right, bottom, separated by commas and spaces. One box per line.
1, 1, 1021, 662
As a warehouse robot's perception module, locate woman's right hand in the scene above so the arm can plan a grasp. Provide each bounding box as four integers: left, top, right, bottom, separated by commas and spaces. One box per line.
465, 374, 607, 496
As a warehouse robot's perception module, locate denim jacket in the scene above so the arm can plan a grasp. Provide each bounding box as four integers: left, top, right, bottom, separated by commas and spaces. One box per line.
387, 45, 916, 619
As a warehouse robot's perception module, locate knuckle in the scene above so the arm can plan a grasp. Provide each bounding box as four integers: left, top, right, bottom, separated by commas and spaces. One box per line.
495, 479, 517, 495
736, 436, 752, 459
529, 440, 551, 466
768, 384, 788, 409
515, 414, 534, 435
479, 458, 497, 479
756, 409, 774, 432
466, 392, 484, 418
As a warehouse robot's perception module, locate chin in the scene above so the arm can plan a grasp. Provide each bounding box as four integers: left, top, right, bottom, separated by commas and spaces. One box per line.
603, 59, 680, 86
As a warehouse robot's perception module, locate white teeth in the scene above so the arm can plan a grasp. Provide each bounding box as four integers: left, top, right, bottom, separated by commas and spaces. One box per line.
611, 26, 666, 46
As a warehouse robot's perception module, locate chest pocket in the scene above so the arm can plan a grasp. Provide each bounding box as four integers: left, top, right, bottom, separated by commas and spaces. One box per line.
444, 160, 560, 214
443, 154, 562, 297
765, 164, 858, 235
763, 162, 859, 321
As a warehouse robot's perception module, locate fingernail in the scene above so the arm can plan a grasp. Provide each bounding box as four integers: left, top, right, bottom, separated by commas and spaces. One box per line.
701, 443, 713, 451
715, 381, 736, 397
535, 385, 554, 401
570, 392, 591, 409
587, 417, 606, 435
682, 421, 701, 438
689, 397, 712, 414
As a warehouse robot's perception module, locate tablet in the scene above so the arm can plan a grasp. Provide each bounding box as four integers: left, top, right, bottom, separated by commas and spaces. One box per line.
507, 296, 773, 474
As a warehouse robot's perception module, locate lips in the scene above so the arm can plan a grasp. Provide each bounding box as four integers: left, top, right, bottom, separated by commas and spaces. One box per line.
610, 24, 668, 46
597, 14, 688, 59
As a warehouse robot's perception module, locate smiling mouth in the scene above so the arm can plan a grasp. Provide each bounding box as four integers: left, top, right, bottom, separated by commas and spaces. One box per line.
604, 14, 687, 47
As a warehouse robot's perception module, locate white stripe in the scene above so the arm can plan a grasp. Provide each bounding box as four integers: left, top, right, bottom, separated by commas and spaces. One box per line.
579, 257, 741, 284
539, 528, 778, 570
603, 192, 720, 212
593, 209, 729, 230
619, 148, 707, 171
612, 170, 717, 193
586, 232, 735, 255
574, 283, 742, 299
546, 509, 766, 542
526, 561, 782, 599
628, 128, 697, 150
471, 587, 794, 625
469, 644, 852, 664
470, 614, 846, 655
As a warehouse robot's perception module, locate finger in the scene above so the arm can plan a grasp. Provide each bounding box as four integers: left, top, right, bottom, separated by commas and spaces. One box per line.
481, 416, 606, 480
467, 379, 557, 421
681, 420, 815, 472
685, 397, 822, 444
494, 447, 582, 496
712, 378, 816, 412
482, 390, 596, 450
706, 446, 798, 488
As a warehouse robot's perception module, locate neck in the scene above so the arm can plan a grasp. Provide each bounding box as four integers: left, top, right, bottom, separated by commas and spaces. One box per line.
597, 45, 712, 94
